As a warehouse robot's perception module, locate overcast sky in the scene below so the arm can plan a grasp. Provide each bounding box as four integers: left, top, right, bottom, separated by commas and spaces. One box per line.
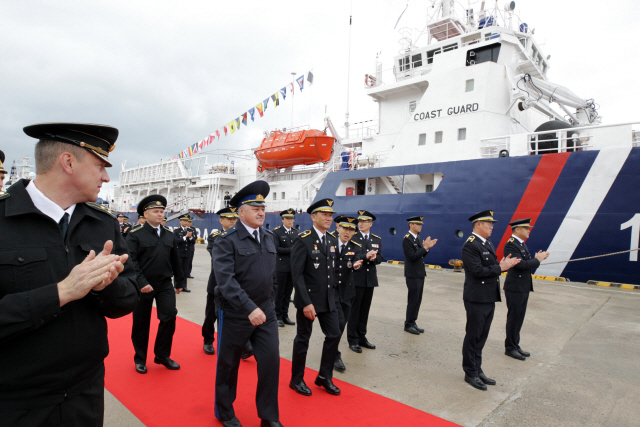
2, 0, 638, 196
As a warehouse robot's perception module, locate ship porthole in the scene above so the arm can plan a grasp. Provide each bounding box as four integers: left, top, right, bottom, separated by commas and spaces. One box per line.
265, 224, 271, 230
389, 228, 396, 235
295, 224, 300, 230
455, 230, 464, 238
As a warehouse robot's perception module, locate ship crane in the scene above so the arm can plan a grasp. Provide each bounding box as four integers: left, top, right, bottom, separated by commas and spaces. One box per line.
513, 73, 600, 126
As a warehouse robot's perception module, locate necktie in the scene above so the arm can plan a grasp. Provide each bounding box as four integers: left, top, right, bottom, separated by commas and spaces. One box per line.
253, 230, 259, 243
340, 244, 345, 256
157, 227, 161, 237
58, 212, 69, 239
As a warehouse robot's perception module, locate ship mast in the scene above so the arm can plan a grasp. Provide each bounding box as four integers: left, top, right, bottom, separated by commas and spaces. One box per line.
345, 1, 353, 138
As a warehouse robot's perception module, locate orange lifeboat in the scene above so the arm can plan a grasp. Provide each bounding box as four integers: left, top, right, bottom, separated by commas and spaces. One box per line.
254, 128, 335, 170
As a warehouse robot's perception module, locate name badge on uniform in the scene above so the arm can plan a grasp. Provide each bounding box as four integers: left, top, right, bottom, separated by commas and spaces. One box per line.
483, 251, 490, 255
314, 263, 319, 269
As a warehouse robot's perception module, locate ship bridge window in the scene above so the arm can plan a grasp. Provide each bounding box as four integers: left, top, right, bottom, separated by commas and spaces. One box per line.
335, 173, 443, 196
412, 54, 423, 68
466, 42, 501, 66
427, 48, 441, 64
443, 43, 458, 52
399, 56, 410, 72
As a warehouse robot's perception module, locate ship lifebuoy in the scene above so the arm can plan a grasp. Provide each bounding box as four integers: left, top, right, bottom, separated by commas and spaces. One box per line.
257, 163, 264, 173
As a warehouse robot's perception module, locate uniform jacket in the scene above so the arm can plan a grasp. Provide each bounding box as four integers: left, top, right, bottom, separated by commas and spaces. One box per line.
332, 235, 364, 304
461, 234, 502, 303
212, 223, 277, 314
402, 232, 429, 278
120, 222, 133, 238
503, 237, 539, 293
126, 222, 184, 289
351, 232, 383, 288
187, 226, 198, 253
174, 226, 195, 257
291, 229, 338, 313
0, 179, 139, 410
206, 230, 221, 293
273, 225, 298, 273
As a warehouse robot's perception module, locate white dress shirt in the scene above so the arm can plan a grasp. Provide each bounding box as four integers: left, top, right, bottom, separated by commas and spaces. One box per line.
241, 221, 260, 243
472, 232, 486, 243
26, 180, 76, 224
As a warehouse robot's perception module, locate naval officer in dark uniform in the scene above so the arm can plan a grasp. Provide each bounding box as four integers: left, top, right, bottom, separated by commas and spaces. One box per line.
132, 214, 146, 231
212, 181, 283, 427
202, 206, 238, 355
186, 217, 198, 278
127, 195, 184, 374
290, 199, 342, 396
118, 213, 132, 238
273, 208, 298, 327
503, 218, 549, 360
402, 216, 438, 335
461, 210, 520, 391
347, 210, 383, 353
173, 214, 194, 292
331, 215, 364, 372
0, 122, 138, 426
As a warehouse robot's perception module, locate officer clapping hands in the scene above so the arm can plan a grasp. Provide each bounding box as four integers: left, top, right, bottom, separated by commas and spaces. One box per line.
422, 236, 438, 250
57, 240, 128, 306
499, 253, 521, 271
534, 250, 550, 262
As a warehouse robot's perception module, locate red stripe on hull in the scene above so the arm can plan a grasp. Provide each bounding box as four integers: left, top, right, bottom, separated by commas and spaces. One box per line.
496, 153, 570, 259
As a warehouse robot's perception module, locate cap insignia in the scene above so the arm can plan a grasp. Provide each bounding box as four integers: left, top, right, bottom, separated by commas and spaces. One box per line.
347, 218, 354, 222
230, 207, 237, 212
256, 194, 264, 201
490, 211, 494, 216
327, 200, 334, 207
359, 210, 365, 215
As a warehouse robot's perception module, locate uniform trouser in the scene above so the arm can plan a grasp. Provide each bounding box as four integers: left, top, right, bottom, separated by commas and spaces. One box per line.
187, 251, 195, 276
132, 283, 177, 364
0, 371, 104, 427
274, 271, 294, 320
215, 302, 279, 422
505, 291, 529, 352
335, 292, 354, 360
291, 307, 341, 383
177, 255, 190, 287
462, 301, 495, 378
405, 277, 425, 328
347, 286, 374, 345
202, 292, 217, 345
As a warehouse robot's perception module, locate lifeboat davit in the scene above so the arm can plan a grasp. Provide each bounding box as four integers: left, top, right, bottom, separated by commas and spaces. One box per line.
255, 128, 335, 171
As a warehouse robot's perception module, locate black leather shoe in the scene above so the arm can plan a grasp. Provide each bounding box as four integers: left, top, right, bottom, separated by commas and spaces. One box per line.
260, 420, 284, 427
359, 338, 376, 349
135, 363, 147, 374
153, 357, 180, 370
518, 349, 531, 357
283, 317, 295, 326
414, 324, 425, 333
181, 287, 191, 293
334, 355, 346, 372
204, 343, 215, 355
349, 343, 362, 353
479, 372, 496, 385
465, 375, 487, 391
188, 275, 195, 279
315, 376, 341, 395
240, 344, 254, 360
221, 416, 242, 427
277, 319, 285, 328
289, 380, 312, 396
404, 325, 420, 335
505, 349, 526, 361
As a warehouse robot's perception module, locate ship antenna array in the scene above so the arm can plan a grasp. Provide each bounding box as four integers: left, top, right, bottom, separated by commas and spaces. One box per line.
345, 0, 353, 138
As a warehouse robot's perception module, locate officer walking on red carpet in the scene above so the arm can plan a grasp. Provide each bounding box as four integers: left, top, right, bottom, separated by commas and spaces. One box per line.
127, 195, 184, 374
202, 206, 239, 355
331, 215, 364, 373
402, 216, 437, 335
290, 199, 342, 396
0, 123, 138, 426
173, 214, 195, 292
461, 210, 520, 391
212, 181, 283, 427
273, 208, 298, 328
502, 218, 549, 361
347, 210, 383, 353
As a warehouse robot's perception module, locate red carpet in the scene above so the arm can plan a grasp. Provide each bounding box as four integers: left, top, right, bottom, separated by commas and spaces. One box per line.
105, 310, 459, 427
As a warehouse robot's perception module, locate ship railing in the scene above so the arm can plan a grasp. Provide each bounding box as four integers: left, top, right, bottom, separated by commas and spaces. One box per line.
342, 121, 378, 140
481, 122, 640, 158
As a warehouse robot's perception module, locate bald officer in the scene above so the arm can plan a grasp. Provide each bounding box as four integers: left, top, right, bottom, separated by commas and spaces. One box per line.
212, 181, 283, 427
503, 218, 549, 361
402, 216, 437, 335
461, 210, 520, 391
0, 122, 138, 426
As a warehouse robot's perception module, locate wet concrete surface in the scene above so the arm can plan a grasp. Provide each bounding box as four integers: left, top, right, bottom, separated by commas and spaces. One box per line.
105, 245, 640, 426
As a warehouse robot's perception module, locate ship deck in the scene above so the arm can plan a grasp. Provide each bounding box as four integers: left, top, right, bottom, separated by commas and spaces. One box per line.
105, 245, 640, 427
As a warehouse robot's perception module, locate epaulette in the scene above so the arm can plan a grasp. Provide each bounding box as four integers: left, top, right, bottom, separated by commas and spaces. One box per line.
130, 226, 143, 233
327, 231, 336, 237
85, 202, 116, 218
371, 233, 381, 239
209, 231, 221, 237
0, 191, 9, 201
508, 237, 515, 243
219, 228, 238, 238
263, 228, 274, 235
404, 233, 410, 239
163, 226, 172, 232
466, 235, 475, 243
273, 226, 282, 230
350, 239, 362, 247
299, 230, 312, 238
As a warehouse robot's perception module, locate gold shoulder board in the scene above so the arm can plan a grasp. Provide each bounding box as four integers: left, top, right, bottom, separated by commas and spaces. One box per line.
466, 235, 475, 243
350, 240, 362, 247
85, 202, 116, 218
371, 233, 381, 239
300, 230, 312, 238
